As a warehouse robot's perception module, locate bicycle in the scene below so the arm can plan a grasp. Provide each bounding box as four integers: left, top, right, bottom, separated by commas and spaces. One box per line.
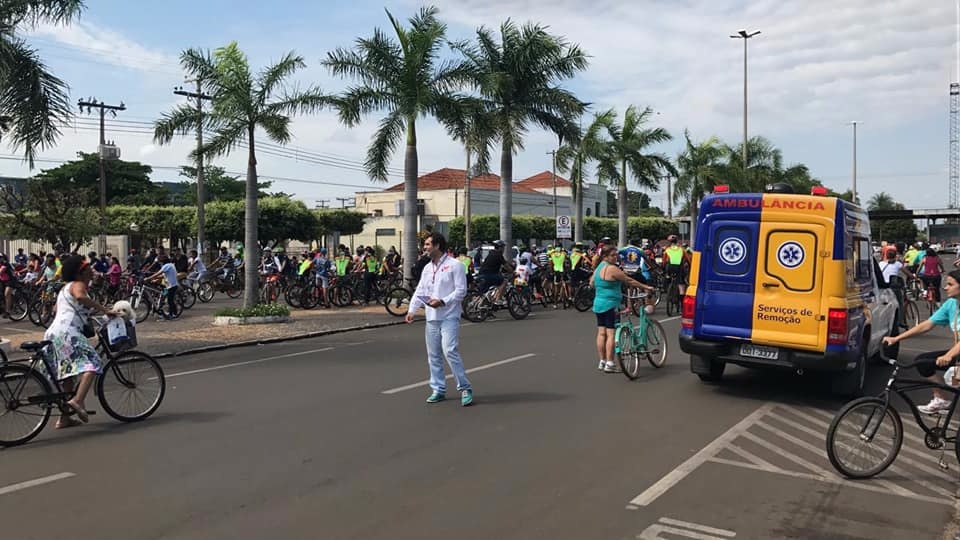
826, 345, 960, 478
919, 279, 940, 316
0, 316, 165, 447
463, 276, 530, 322
664, 272, 681, 317
614, 290, 668, 380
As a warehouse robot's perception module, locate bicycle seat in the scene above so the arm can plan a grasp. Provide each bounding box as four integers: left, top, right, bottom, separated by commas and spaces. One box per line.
20, 340, 52, 352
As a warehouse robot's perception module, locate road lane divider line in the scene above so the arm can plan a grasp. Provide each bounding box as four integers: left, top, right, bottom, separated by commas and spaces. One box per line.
658, 316, 680, 323
627, 402, 776, 507
381, 353, 537, 394
0, 472, 75, 496
166, 347, 335, 378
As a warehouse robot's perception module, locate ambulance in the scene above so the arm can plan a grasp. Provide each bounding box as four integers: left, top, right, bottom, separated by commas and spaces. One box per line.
678, 184, 899, 395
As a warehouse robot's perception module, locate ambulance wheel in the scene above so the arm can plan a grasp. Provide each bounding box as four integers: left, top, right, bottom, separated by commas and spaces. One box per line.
694, 356, 725, 382
833, 345, 867, 397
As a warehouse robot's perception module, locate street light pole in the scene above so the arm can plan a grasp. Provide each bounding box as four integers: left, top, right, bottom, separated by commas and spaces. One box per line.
730, 29, 760, 171
850, 121, 860, 204
547, 149, 558, 243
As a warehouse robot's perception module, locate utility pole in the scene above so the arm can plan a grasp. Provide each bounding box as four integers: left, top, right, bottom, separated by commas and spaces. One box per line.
547, 149, 558, 243
730, 29, 760, 172
315, 199, 329, 209
78, 98, 126, 253
174, 81, 212, 261
849, 121, 860, 204
464, 150, 472, 248
336, 197, 355, 208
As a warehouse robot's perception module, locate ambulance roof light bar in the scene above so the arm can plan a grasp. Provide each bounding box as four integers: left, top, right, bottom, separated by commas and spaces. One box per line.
713, 184, 730, 194
811, 186, 828, 196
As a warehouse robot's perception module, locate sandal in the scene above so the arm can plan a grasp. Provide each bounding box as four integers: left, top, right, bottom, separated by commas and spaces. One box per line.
55, 417, 82, 429
65, 402, 89, 424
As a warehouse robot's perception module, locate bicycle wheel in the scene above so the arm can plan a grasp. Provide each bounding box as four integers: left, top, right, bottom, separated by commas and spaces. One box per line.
463, 291, 488, 323
178, 286, 197, 309
826, 397, 903, 479
573, 285, 593, 312
9, 290, 28, 321
130, 292, 151, 324
39, 301, 55, 328
97, 351, 165, 422
198, 282, 215, 303
225, 282, 243, 299
330, 284, 353, 307
666, 289, 680, 317
28, 298, 42, 326
384, 287, 411, 317
903, 300, 920, 328
639, 319, 668, 368
299, 284, 318, 310
285, 284, 303, 308
616, 324, 640, 380
157, 293, 182, 320
0, 363, 52, 447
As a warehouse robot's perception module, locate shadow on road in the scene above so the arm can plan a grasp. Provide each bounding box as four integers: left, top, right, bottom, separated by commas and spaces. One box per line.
474, 391, 568, 405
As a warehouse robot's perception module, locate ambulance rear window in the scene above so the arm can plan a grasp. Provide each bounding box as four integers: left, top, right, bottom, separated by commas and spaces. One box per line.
712, 226, 751, 276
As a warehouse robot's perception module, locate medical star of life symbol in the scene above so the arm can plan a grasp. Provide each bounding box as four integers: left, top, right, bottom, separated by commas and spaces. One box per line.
777, 242, 804, 268
718, 238, 746, 265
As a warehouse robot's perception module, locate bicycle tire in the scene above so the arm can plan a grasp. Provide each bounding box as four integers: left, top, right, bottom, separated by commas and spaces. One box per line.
198, 282, 215, 303
131, 292, 151, 323
285, 284, 303, 308
384, 287, 411, 317
97, 351, 165, 422
9, 290, 28, 321
39, 301, 55, 328
666, 290, 680, 317
507, 289, 531, 320
156, 292, 182, 320
463, 291, 488, 323
903, 300, 920, 328
179, 287, 197, 309
616, 324, 640, 380
0, 363, 53, 447
225, 284, 243, 299
641, 319, 668, 368
573, 285, 593, 312
330, 284, 353, 307
27, 299, 42, 326
826, 397, 902, 479
299, 285, 319, 310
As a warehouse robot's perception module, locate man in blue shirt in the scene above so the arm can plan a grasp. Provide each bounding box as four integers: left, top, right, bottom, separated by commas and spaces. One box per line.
619, 239, 650, 284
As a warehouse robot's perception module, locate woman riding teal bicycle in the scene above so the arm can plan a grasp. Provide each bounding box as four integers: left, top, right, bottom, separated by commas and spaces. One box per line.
590, 244, 653, 373
883, 269, 960, 414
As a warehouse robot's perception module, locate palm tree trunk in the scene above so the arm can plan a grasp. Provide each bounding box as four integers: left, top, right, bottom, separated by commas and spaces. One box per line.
242, 128, 259, 309
574, 173, 584, 243
402, 119, 418, 282
499, 139, 512, 246
617, 161, 628, 247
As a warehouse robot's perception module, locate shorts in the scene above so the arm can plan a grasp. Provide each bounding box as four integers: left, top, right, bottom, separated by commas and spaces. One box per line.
595, 308, 619, 329
915, 350, 955, 377
477, 273, 503, 293
667, 264, 686, 285
316, 275, 329, 289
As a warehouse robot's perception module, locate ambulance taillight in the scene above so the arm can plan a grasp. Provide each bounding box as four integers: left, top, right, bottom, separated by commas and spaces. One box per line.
827, 309, 847, 345
681, 295, 696, 330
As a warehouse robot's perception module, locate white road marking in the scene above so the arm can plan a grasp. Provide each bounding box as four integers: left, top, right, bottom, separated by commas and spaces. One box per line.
658, 316, 680, 323
628, 403, 776, 507
381, 353, 537, 394
0, 325, 35, 334
638, 517, 737, 539
0, 472, 75, 496
165, 347, 335, 378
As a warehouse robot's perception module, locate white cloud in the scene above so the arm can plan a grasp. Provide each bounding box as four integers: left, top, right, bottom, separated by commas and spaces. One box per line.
25, 21, 180, 74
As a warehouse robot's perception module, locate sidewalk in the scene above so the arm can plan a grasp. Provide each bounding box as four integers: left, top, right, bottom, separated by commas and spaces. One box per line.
0, 304, 405, 358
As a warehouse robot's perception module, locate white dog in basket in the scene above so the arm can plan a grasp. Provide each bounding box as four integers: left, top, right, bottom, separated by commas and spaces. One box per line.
111, 300, 135, 322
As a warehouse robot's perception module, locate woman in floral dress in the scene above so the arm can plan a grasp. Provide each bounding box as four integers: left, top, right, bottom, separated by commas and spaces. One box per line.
44, 255, 120, 428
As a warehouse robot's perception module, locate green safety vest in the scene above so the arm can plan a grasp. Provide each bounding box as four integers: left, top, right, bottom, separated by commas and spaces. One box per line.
550, 250, 566, 272
457, 255, 472, 274
334, 256, 350, 276
571, 251, 584, 269
298, 259, 312, 275
365, 256, 379, 273
665, 246, 684, 265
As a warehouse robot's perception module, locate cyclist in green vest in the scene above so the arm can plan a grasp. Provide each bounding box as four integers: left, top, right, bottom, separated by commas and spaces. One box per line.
362, 246, 379, 303
549, 245, 571, 299
664, 235, 690, 296
456, 247, 474, 284
334, 250, 351, 277
569, 242, 591, 286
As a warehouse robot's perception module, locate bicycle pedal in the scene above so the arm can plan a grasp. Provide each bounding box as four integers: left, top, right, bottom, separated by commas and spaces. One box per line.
939, 456, 950, 470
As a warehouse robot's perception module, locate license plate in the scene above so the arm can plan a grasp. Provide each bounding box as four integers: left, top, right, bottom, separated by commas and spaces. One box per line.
740, 344, 779, 360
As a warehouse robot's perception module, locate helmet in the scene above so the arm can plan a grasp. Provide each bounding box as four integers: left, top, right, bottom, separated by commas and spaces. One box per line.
668, 235, 678, 243
320, 247, 327, 254
264, 247, 273, 253
492, 240, 506, 248
600, 237, 612, 244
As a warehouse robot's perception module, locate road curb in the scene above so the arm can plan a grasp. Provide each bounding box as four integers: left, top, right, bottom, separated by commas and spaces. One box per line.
152, 318, 408, 359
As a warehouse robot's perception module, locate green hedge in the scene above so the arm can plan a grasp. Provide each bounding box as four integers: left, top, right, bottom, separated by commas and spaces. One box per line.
448, 215, 678, 246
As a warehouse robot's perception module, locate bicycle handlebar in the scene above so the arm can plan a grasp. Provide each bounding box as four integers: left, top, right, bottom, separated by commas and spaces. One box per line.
878, 341, 960, 370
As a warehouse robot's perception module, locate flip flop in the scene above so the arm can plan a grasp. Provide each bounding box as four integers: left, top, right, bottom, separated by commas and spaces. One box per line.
65, 402, 89, 424
55, 417, 83, 429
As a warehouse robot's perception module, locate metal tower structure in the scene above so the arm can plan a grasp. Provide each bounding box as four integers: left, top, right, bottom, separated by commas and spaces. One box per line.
951, 83, 959, 208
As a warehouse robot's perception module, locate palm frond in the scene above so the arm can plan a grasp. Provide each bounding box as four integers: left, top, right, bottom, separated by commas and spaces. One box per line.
0, 0, 84, 28
194, 122, 247, 161
263, 87, 328, 117
366, 110, 405, 182
152, 103, 203, 145
257, 51, 306, 106
257, 113, 291, 145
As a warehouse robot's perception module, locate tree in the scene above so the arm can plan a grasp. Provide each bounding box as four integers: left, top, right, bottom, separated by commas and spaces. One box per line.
154, 43, 325, 308
867, 192, 896, 210
455, 19, 588, 247
177, 165, 273, 204
0, 178, 97, 251
33, 152, 167, 205
325, 6, 469, 280
608, 190, 662, 217
601, 106, 676, 246
0, 1, 83, 167
673, 131, 725, 239
556, 110, 614, 242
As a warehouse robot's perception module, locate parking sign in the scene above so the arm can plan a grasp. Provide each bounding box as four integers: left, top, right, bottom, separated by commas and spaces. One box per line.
556, 215, 572, 239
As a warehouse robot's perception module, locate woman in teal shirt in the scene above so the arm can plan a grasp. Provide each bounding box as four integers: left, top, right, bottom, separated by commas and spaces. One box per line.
591, 244, 652, 373
885, 269, 960, 414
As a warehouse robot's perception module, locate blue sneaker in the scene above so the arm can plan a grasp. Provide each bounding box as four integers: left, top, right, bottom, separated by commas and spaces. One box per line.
426, 392, 445, 404
461, 390, 474, 407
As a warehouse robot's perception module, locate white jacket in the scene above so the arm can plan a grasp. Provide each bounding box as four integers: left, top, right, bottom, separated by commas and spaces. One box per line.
408, 254, 466, 321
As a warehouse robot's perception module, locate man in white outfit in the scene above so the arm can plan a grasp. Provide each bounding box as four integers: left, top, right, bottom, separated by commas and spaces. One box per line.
405, 232, 473, 406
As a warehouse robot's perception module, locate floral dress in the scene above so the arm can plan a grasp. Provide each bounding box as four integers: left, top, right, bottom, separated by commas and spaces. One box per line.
43, 282, 103, 380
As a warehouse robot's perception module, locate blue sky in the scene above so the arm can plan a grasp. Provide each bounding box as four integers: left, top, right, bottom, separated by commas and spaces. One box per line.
2, 0, 957, 212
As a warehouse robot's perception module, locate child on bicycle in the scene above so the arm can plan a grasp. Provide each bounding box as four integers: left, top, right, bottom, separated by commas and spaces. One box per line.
883, 269, 960, 414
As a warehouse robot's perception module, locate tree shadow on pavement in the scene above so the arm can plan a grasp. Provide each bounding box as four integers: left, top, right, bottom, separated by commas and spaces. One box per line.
473, 391, 568, 405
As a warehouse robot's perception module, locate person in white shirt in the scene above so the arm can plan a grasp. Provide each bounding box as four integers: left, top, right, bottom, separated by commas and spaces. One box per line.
145, 255, 180, 320
405, 232, 473, 406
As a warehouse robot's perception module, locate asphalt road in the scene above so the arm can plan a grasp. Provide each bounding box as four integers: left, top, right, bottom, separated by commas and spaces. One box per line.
1, 306, 958, 539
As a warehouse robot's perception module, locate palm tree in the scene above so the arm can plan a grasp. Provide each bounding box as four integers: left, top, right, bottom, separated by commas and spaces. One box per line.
556, 110, 614, 242
324, 6, 470, 280
602, 106, 675, 246
454, 20, 587, 247
673, 131, 724, 238
0, 0, 84, 167
447, 99, 495, 248
867, 192, 896, 211
725, 136, 783, 192
154, 42, 325, 308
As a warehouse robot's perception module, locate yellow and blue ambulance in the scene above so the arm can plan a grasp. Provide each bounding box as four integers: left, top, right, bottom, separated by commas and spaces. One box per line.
678, 184, 898, 395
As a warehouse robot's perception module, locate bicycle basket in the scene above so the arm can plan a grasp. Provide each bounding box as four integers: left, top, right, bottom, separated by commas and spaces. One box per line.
98, 320, 138, 353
